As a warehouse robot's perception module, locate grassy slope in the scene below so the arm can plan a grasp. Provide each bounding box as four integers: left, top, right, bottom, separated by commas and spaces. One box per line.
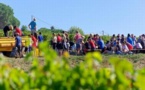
2, 54, 145, 72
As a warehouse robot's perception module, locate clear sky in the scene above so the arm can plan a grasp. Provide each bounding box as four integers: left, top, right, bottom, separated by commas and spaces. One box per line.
1, 0, 145, 36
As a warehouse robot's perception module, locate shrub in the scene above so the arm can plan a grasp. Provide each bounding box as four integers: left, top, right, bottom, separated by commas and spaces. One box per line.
0, 42, 145, 89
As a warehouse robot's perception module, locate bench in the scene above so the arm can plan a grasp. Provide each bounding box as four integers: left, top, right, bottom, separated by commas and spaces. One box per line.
131, 49, 145, 53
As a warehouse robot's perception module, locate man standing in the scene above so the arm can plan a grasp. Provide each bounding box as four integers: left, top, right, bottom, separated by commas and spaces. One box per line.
28, 18, 37, 34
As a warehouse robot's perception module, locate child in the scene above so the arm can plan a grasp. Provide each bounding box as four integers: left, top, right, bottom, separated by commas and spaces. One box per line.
38, 32, 43, 43
15, 33, 22, 58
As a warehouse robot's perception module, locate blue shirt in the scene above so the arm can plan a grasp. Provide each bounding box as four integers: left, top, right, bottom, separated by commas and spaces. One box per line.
127, 37, 133, 46
38, 35, 43, 42
98, 39, 105, 50
29, 21, 36, 30
15, 36, 21, 46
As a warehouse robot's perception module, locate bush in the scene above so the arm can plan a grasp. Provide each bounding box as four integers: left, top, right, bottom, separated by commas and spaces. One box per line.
101, 35, 111, 43
0, 42, 145, 89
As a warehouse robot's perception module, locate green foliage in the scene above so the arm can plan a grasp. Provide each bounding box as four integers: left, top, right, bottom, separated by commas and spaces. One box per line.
0, 3, 20, 28
38, 28, 52, 41
23, 30, 31, 36
0, 29, 3, 37
101, 35, 111, 43
0, 42, 145, 89
21, 25, 28, 31
68, 26, 84, 35
37, 27, 64, 41
10, 16, 20, 27
69, 34, 74, 42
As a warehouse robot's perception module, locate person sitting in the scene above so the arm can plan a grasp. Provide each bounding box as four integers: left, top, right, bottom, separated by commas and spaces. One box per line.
115, 41, 123, 54
122, 41, 129, 54
136, 41, 142, 49
83, 39, 91, 54
97, 37, 105, 50
88, 37, 96, 51
126, 41, 133, 51
3, 25, 13, 37
127, 34, 134, 46
14, 26, 22, 36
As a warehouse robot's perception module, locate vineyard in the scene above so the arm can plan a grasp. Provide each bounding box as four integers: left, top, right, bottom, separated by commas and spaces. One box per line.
0, 42, 145, 90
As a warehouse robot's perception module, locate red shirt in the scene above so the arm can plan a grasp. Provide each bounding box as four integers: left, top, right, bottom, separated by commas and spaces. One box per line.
75, 33, 81, 41
126, 42, 133, 50
32, 36, 37, 48
15, 27, 22, 36
89, 40, 96, 48
93, 37, 97, 42
57, 36, 62, 42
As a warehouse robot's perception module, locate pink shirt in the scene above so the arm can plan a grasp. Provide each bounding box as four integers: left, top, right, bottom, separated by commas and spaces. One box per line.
75, 33, 81, 41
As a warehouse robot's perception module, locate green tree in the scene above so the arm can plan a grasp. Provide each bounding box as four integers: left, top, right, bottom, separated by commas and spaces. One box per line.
21, 25, 28, 31
0, 3, 20, 29
68, 26, 84, 35
11, 16, 20, 27
38, 28, 52, 41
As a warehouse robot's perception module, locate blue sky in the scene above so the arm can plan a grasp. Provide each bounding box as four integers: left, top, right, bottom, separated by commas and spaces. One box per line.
1, 0, 145, 36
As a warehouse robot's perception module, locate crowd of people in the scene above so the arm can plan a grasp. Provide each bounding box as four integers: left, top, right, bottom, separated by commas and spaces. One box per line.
2, 18, 145, 57
51, 31, 145, 56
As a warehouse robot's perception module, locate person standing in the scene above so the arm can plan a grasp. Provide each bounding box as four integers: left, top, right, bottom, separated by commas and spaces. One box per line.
15, 33, 22, 58
31, 33, 37, 48
38, 32, 43, 43
74, 31, 82, 55
62, 31, 67, 51
52, 33, 57, 50
14, 26, 22, 36
56, 33, 63, 56
28, 18, 37, 34
3, 25, 13, 37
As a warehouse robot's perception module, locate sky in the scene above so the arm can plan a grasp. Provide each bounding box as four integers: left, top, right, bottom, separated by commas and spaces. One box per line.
1, 0, 145, 36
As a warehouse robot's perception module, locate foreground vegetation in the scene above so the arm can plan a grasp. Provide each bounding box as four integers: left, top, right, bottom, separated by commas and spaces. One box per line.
0, 42, 145, 90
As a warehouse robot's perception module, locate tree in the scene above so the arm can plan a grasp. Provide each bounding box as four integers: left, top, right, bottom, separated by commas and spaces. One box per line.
0, 3, 20, 29
68, 26, 84, 35
11, 16, 20, 27
50, 26, 55, 30
21, 25, 28, 31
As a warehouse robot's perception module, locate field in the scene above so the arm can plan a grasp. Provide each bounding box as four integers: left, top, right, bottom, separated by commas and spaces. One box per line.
2, 53, 145, 72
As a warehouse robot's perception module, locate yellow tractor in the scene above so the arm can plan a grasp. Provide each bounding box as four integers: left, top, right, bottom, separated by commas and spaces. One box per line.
0, 37, 39, 57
